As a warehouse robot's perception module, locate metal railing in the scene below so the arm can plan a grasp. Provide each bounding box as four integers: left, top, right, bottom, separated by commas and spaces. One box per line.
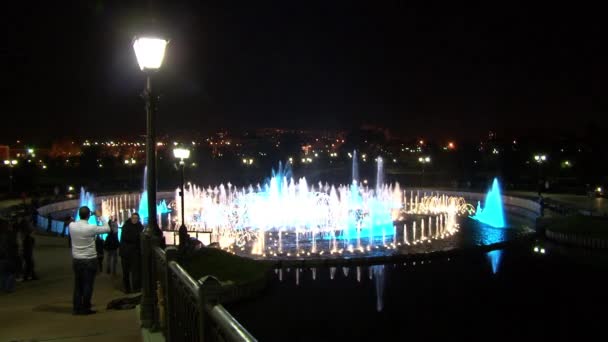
149, 245, 257, 342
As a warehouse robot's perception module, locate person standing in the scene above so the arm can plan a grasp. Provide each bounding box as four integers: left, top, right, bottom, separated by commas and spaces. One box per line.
95, 235, 104, 272
119, 213, 143, 294
69, 206, 110, 315
22, 228, 38, 281
103, 217, 119, 275
0, 219, 17, 292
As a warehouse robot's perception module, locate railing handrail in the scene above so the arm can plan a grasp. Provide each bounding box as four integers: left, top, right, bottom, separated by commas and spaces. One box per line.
168, 260, 201, 301
205, 303, 258, 342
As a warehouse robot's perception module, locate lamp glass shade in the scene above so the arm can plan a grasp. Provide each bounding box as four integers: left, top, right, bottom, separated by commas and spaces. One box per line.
173, 148, 190, 160
133, 37, 168, 71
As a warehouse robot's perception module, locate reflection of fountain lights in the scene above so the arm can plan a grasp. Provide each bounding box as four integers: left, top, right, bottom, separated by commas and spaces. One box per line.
486, 249, 503, 274
372, 265, 385, 312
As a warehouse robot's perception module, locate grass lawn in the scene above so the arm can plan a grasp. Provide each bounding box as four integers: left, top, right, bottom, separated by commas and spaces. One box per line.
546, 215, 608, 239
180, 247, 272, 286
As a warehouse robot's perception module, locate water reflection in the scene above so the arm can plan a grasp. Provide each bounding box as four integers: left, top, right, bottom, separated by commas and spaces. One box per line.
272, 252, 508, 315
486, 250, 503, 274
274, 264, 391, 312
371, 265, 386, 312
475, 224, 507, 245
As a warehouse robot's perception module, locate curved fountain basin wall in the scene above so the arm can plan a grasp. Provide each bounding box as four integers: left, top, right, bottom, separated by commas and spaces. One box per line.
36, 191, 175, 216
35, 191, 175, 233
403, 188, 540, 221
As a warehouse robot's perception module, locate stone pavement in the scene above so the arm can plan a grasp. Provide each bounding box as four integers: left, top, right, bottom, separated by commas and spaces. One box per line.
0, 234, 141, 342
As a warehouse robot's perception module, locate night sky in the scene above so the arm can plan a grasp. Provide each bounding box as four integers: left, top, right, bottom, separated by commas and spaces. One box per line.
2, 1, 605, 143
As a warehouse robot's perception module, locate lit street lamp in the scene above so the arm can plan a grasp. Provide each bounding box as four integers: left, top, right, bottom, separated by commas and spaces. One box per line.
418, 156, 431, 187
133, 35, 167, 234
124, 158, 137, 186
4, 159, 18, 194
534, 154, 547, 196
173, 147, 190, 249
133, 34, 168, 329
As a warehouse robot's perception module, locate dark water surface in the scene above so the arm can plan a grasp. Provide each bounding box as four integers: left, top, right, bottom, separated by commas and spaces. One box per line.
227, 237, 608, 341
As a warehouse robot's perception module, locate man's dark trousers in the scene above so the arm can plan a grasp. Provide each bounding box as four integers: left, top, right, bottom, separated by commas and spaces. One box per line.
73, 258, 98, 313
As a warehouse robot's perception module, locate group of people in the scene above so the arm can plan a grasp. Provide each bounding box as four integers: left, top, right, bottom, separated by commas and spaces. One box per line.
2, 205, 146, 317
69, 207, 144, 315
0, 217, 37, 293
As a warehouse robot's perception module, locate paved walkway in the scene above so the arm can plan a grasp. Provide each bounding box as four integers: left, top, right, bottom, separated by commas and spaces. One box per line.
0, 234, 141, 342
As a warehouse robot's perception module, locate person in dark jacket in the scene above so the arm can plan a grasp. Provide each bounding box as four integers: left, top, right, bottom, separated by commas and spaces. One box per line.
119, 213, 143, 293
1, 220, 18, 292
104, 217, 120, 275
22, 227, 38, 281
95, 235, 104, 273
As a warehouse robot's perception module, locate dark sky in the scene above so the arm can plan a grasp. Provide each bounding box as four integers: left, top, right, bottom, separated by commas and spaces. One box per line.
2, 1, 605, 143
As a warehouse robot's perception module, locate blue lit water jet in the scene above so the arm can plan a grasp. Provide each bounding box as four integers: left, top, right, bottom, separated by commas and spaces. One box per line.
471, 178, 506, 228
75, 187, 97, 225
138, 166, 171, 225
376, 157, 384, 191
352, 150, 359, 184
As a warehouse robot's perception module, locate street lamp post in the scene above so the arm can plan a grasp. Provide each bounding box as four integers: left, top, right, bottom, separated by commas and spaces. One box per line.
124, 159, 136, 188
418, 156, 431, 187
4, 160, 18, 194
173, 147, 190, 248
534, 154, 547, 196
133, 35, 168, 329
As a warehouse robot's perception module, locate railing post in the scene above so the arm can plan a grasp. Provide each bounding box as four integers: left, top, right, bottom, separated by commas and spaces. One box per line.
141, 232, 160, 329
199, 276, 223, 305
199, 276, 223, 341
164, 247, 178, 339
196, 282, 207, 341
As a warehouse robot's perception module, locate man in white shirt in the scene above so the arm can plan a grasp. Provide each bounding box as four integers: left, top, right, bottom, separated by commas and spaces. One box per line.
69, 206, 110, 315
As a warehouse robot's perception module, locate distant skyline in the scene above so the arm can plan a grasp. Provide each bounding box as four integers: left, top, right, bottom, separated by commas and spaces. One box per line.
2, 2, 604, 142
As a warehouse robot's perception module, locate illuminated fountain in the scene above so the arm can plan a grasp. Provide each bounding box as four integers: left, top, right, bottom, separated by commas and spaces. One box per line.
61, 153, 533, 258
175, 159, 470, 258
471, 178, 506, 228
